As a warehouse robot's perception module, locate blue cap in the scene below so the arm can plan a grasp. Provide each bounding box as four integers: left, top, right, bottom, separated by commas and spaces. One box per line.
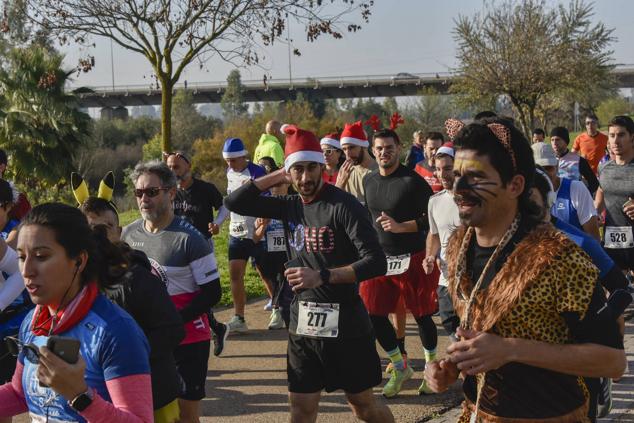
222, 138, 247, 159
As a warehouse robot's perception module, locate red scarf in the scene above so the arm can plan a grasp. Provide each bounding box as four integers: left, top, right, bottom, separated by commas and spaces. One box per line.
31, 282, 99, 336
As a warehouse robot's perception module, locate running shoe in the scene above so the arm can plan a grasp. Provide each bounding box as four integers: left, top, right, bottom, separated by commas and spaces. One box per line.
263, 299, 273, 311
226, 315, 249, 334
417, 378, 436, 395
211, 322, 229, 357
385, 353, 408, 373
382, 366, 413, 398
597, 377, 613, 418
268, 309, 284, 330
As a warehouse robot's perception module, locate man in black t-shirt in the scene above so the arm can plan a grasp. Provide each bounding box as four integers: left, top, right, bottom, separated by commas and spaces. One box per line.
424, 118, 625, 421
361, 128, 438, 398
225, 124, 394, 422
166, 151, 230, 356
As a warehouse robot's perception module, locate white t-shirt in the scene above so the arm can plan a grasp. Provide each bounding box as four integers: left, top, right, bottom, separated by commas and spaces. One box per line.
428, 190, 461, 287
554, 179, 597, 226
226, 163, 264, 239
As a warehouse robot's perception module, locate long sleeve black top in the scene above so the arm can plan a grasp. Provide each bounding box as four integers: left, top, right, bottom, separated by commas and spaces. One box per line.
225, 181, 387, 338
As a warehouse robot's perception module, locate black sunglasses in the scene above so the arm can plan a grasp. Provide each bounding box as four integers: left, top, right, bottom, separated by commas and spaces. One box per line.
134, 187, 170, 198
5, 336, 39, 364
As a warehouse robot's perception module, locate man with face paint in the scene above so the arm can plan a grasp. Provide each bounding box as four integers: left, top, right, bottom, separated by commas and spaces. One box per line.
423, 118, 625, 422
225, 124, 393, 423
361, 128, 437, 397
336, 121, 378, 205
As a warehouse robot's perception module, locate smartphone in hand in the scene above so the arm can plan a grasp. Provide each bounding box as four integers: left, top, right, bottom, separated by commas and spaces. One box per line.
47, 336, 80, 364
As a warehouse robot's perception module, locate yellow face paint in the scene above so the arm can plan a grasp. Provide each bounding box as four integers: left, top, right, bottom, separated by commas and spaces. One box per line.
454, 158, 488, 174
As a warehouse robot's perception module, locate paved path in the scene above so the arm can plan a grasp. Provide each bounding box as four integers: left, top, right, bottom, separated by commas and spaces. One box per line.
12, 299, 634, 422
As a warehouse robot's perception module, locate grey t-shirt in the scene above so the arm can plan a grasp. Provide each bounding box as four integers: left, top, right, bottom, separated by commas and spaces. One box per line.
599, 160, 634, 249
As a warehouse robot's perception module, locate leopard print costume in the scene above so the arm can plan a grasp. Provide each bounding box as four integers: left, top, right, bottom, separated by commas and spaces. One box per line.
446, 223, 598, 423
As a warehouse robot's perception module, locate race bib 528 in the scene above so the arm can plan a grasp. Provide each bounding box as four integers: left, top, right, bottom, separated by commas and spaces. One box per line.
604, 226, 634, 249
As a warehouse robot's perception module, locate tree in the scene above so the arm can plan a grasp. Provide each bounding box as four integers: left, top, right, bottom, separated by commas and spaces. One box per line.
23, 0, 373, 152
596, 96, 633, 125
452, 0, 614, 137
221, 69, 248, 120
0, 46, 91, 190
173, 89, 221, 152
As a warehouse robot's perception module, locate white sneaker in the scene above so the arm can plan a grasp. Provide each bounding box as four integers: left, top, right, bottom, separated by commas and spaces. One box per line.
263, 299, 273, 311
226, 315, 248, 333
268, 309, 284, 330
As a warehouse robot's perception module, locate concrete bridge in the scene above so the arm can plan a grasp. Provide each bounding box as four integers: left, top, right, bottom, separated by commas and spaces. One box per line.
77, 67, 634, 109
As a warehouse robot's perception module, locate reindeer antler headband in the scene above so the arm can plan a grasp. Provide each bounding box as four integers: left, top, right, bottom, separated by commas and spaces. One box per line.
444, 118, 517, 172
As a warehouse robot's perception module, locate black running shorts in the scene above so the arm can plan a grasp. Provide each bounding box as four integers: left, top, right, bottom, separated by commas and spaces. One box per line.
287, 333, 382, 394
174, 340, 210, 401
605, 247, 634, 271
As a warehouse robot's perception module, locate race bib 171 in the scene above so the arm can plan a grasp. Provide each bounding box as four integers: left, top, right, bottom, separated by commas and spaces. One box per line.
386, 253, 411, 276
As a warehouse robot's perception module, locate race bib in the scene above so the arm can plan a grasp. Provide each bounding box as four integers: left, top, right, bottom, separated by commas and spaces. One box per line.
604, 226, 634, 249
230, 218, 248, 238
266, 229, 286, 252
386, 254, 411, 276
296, 302, 339, 338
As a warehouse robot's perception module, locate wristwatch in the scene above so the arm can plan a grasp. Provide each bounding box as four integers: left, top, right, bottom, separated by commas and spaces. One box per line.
69, 389, 94, 412
320, 269, 331, 285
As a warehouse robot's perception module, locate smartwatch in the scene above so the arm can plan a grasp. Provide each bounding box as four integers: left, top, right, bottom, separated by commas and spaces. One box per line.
320, 269, 331, 285
69, 389, 94, 412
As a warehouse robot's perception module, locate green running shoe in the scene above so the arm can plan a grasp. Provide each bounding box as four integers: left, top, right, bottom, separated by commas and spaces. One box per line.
382, 366, 414, 398
417, 378, 436, 395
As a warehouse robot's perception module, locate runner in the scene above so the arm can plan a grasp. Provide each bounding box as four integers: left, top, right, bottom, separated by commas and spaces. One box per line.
254, 120, 285, 168
0, 149, 30, 222
532, 128, 545, 144
414, 132, 444, 193
423, 117, 626, 421
550, 126, 599, 194
336, 121, 377, 205
74, 173, 186, 423
0, 179, 31, 395
595, 115, 634, 275
165, 151, 230, 356
404, 130, 425, 170
573, 113, 609, 174
225, 124, 394, 422
122, 160, 222, 423
533, 142, 600, 240
531, 168, 630, 421
320, 132, 343, 184
360, 128, 438, 397
222, 138, 267, 333
252, 159, 293, 329
424, 145, 461, 341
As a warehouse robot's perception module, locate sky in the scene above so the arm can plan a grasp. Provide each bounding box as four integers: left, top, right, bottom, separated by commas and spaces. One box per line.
60, 0, 634, 89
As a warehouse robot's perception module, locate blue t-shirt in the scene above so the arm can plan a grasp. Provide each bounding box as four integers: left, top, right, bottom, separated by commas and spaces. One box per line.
554, 218, 614, 279
1, 219, 18, 240
19, 295, 150, 422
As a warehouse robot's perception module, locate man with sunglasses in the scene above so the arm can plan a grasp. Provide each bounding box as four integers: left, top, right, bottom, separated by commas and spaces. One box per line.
572, 114, 608, 175
165, 151, 229, 356
122, 160, 222, 423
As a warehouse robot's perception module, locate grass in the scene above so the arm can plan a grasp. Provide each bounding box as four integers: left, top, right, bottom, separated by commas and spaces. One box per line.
119, 209, 267, 306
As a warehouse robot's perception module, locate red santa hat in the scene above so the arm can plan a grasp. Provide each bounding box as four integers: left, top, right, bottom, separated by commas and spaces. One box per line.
283, 125, 325, 171
340, 121, 368, 148
320, 132, 341, 150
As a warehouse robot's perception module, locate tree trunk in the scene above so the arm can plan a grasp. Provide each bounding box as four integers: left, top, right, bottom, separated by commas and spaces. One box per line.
160, 78, 173, 153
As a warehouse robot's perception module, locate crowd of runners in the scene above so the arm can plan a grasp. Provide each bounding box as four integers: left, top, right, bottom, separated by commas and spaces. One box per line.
0, 110, 630, 423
